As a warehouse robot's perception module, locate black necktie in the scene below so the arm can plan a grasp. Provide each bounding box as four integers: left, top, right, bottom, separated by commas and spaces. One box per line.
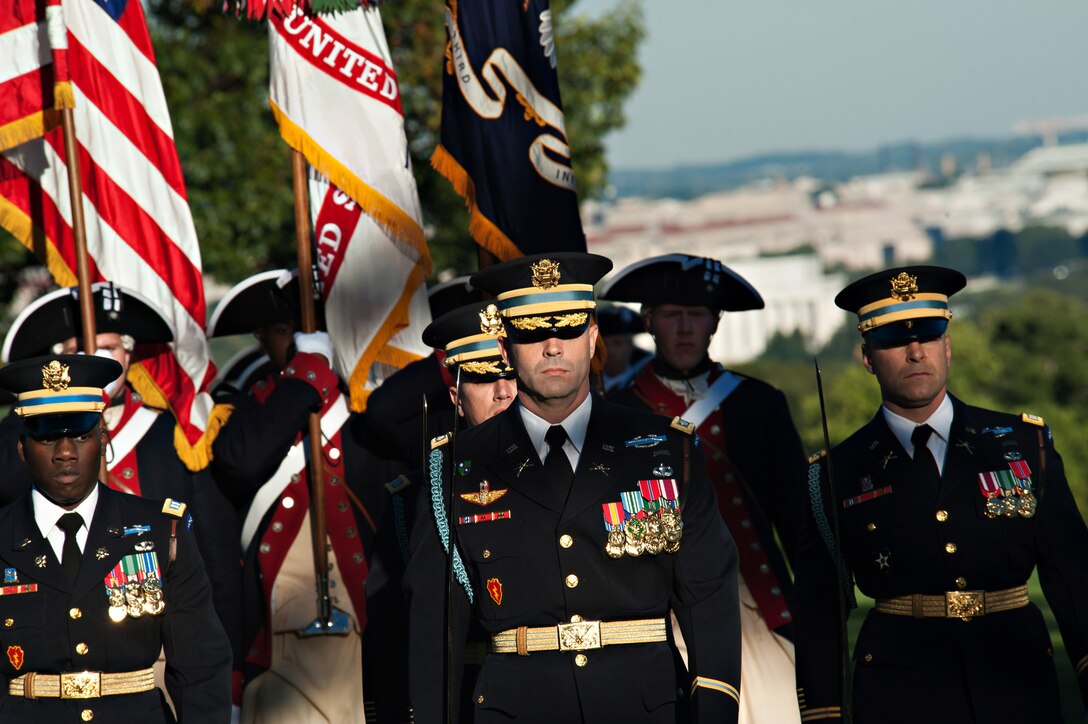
544, 425, 574, 505
911, 424, 941, 481
58, 512, 84, 586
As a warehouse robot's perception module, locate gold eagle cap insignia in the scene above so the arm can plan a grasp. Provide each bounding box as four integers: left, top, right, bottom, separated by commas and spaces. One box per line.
889, 272, 918, 301
530, 258, 561, 289
479, 303, 504, 336
42, 360, 71, 391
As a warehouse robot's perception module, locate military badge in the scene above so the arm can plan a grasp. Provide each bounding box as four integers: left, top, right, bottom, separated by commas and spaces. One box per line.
0, 584, 37, 597
41, 359, 71, 391
34, 556, 46, 568
134, 540, 154, 552
601, 502, 626, 558
515, 458, 533, 477
456, 460, 473, 476
95, 548, 109, 560
105, 551, 166, 622
889, 271, 918, 301
590, 462, 610, 476
873, 549, 891, 572
530, 258, 561, 289
3, 568, 16, 584
625, 434, 666, 449
860, 476, 873, 492
460, 480, 507, 506
478, 304, 504, 336
486, 578, 503, 606
981, 426, 1013, 438
6, 645, 24, 671
652, 463, 673, 478
122, 525, 150, 537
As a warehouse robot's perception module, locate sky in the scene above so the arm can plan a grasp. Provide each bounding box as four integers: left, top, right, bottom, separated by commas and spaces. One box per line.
574, 0, 1088, 170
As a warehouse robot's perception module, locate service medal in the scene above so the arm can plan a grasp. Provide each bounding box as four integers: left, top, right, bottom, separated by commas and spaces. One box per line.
661, 508, 684, 544
142, 579, 165, 616
605, 529, 625, 559
643, 516, 665, 555
125, 581, 145, 619
984, 497, 1004, 519
1018, 492, 1037, 518
624, 517, 646, 557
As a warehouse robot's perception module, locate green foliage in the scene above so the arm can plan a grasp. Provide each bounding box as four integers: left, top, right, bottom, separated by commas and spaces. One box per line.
147, 0, 645, 282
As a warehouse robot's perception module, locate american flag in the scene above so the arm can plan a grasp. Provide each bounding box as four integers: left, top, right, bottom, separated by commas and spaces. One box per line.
0, 0, 220, 470
0, 0, 69, 152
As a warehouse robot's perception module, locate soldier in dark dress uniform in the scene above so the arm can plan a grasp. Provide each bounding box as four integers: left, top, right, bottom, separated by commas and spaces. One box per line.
0, 353, 231, 723
208, 269, 389, 723
602, 253, 806, 724
793, 265, 1088, 723
0, 282, 243, 703
366, 302, 517, 723
405, 252, 742, 724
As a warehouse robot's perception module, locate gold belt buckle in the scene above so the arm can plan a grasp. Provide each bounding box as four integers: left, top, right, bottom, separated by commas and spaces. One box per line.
946, 590, 985, 621
557, 620, 602, 652
60, 671, 101, 699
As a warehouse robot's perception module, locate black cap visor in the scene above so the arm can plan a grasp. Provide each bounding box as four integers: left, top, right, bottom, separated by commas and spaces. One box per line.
502, 315, 593, 344
865, 318, 949, 346
23, 411, 102, 439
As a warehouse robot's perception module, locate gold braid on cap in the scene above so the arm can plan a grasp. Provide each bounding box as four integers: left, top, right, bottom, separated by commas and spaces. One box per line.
508, 312, 588, 331
458, 360, 513, 375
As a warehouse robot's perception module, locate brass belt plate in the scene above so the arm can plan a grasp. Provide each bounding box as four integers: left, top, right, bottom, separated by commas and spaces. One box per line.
557, 620, 602, 652
946, 590, 985, 621
60, 671, 101, 699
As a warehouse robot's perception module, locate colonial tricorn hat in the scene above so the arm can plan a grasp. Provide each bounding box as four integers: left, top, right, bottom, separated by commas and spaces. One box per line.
421, 303, 514, 381
427, 276, 483, 319
469, 253, 613, 343
0, 354, 122, 437
595, 305, 644, 337
208, 269, 322, 338
599, 254, 764, 312
835, 265, 966, 343
2, 282, 175, 362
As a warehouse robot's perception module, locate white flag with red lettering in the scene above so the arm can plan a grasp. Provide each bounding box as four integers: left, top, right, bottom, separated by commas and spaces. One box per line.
0, 0, 222, 470
269, 2, 432, 411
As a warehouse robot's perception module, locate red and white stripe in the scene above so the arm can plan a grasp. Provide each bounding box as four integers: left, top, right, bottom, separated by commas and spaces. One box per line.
0, 0, 216, 460
0, 0, 68, 150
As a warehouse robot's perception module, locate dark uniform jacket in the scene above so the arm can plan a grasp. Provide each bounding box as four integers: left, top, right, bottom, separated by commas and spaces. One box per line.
0, 484, 232, 722
793, 395, 1088, 723
610, 361, 806, 634
210, 352, 391, 687
405, 396, 742, 724
0, 388, 242, 671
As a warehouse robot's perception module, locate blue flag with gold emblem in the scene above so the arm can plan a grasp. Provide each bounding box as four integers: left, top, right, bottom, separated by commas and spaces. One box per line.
432, 0, 586, 260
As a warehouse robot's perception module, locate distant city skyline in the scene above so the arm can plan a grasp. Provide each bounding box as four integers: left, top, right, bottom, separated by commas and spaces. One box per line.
573, 0, 1088, 171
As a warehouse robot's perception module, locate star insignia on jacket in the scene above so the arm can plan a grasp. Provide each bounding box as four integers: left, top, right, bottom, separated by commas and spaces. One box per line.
874, 551, 891, 570
880, 451, 897, 469
460, 481, 508, 506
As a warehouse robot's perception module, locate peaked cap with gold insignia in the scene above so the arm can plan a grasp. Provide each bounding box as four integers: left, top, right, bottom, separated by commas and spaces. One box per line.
835, 265, 966, 344
0, 353, 121, 438
422, 303, 515, 381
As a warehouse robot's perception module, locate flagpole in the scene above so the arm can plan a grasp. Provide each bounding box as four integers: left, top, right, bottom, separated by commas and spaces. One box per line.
291, 149, 340, 634
59, 108, 97, 353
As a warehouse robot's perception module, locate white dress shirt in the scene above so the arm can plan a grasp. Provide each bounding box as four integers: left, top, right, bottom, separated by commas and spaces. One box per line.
519, 393, 593, 472
33, 484, 99, 564
882, 393, 954, 475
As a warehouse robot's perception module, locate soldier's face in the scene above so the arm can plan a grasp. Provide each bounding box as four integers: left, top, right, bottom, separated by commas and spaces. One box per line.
18, 425, 105, 510
500, 325, 598, 407
863, 334, 951, 418
451, 377, 517, 426
61, 333, 131, 395
254, 322, 297, 371
644, 305, 720, 374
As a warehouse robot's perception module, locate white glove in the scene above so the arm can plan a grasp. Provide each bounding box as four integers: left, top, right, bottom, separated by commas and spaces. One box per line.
293, 331, 333, 364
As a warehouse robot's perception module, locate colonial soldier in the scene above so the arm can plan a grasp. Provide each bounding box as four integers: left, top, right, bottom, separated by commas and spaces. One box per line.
0, 282, 243, 703
405, 252, 742, 723
367, 302, 517, 723
595, 305, 651, 393
0, 353, 232, 722
793, 266, 1088, 723
365, 275, 484, 473
208, 269, 388, 723
602, 253, 807, 724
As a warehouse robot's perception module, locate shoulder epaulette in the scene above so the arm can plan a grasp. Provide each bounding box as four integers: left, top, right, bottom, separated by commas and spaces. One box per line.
670, 417, 696, 435
431, 433, 451, 449
807, 450, 827, 464
1021, 413, 1045, 427
162, 498, 187, 518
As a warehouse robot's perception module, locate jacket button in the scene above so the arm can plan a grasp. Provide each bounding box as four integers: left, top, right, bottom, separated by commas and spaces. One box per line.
477, 695, 485, 704
482, 549, 492, 559
570, 614, 583, 623
866, 523, 877, 532
565, 574, 579, 589
3, 618, 12, 628
69, 608, 82, 620
346, 528, 357, 538
329, 448, 342, 461
759, 564, 770, 574
81, 710, 94, 721
559, 534, 573, 548
290, 474, 300, 484
353, 553, 364, 564
574, 653, 588, 667
272, 522, 283, 533
945, 542, 957, 554
955, 576, 968, 589
935, 510, 949, 522
338, 502, 348, 512
75, 642, 89, 655
260, 543, 271, 554
710, 425, 721, 435
863, 653, 873, 663
282, 497, 295, 509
